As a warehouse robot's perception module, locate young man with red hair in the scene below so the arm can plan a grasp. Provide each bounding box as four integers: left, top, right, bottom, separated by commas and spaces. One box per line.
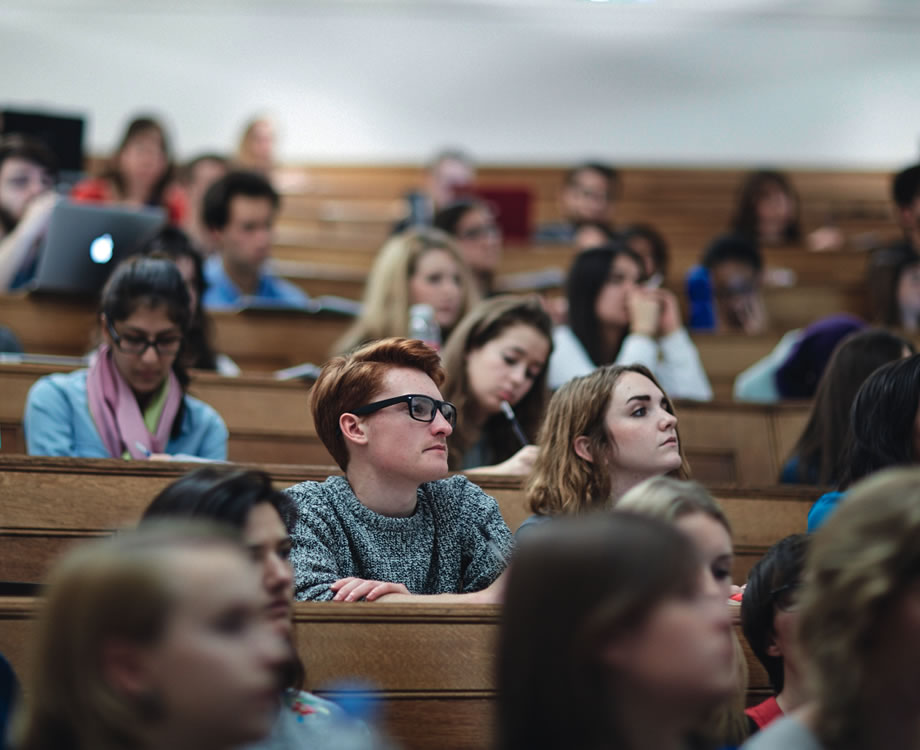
286, 337, 511, 602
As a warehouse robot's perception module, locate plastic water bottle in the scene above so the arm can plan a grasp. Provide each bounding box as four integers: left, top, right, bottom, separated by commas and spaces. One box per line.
408, 303, 441, 351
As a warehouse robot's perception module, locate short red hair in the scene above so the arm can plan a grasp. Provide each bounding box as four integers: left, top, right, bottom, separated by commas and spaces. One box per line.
311, 338, 445, 470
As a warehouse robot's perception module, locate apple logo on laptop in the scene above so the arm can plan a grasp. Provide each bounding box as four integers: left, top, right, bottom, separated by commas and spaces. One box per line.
89, 233, 114, 264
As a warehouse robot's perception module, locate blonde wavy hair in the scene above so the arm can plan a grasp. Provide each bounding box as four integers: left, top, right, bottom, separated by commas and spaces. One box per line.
334, 227, 479, 356
12, 522, 247, 750
801, 467, 920, 749
617, 477, 749, 750
525, 364, 689, 516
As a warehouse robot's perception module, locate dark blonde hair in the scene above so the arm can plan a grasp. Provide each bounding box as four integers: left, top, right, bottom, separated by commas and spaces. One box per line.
12, 522, 246, 750
311, 337, 445, 470
801, 467, 920, 749
441, 296, 552, 470
526, 364, 689, 516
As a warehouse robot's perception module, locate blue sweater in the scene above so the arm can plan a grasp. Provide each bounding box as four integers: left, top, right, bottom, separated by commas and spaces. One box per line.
24, 369, 228, 460
807, 490, 845, 532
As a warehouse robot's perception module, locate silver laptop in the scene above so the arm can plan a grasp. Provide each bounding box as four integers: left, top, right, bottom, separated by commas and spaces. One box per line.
29, 199, 166, 294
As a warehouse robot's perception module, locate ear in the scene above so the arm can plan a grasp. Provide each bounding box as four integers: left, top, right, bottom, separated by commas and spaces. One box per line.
573, 435, 594, 464
339, 413, 370, 448
765, 631, 783, 659
101, 640, 155, 699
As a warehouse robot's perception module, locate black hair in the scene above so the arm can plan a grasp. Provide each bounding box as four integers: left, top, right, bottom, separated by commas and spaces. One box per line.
839, 354, 920, 489
0, 134, 58, 232
621, 223, 670, 278
138, 226, 219, 371
99, 255, 192, 391
730, 170, 801, 244
892, 164, 920, 209
102, 116, 174, 209
566, 243, 646, 366
142, 466, 298, 532
433, 198, 490, 236
202, 170, 280, 230
741, 534, 810, 695
867, 246, 920, 328
141, 466, 303, 689
564, 162, 620, 192
701, 233, 764, 273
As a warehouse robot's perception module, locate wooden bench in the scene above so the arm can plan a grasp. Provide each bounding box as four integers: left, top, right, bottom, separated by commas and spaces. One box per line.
0, 455, 814, 586
0, 595, 771, 750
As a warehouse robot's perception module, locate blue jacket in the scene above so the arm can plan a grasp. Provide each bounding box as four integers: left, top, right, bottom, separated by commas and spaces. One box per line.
24, 369, 228, 460
807, 490, 845, 532
202, 255, 310, 310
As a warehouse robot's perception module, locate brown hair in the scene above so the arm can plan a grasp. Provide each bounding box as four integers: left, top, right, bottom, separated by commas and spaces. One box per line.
526, 364, 689, 517
441, 296, 553, 470
311, 337, 445, 470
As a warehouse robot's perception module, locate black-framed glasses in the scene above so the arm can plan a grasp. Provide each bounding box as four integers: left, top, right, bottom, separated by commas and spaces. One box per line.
105, 317, 183, 357
770, 581, 803, 613
350, 394, 457, 429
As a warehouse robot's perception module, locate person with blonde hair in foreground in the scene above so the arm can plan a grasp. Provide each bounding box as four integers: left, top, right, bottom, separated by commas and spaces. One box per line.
744, 466, 920, 750
12, 522, 291, 750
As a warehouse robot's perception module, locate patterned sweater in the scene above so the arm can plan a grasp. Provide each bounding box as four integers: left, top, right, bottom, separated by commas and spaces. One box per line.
286, 474, 512, 601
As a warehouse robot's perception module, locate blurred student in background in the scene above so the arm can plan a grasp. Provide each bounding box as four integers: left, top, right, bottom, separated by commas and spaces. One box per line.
178, 153, 228, 253
434, 198, 503, 297
730, 170, 802, 248
534, 162, 620, 243
0, 134, 59, 291
394, 149, 476, 232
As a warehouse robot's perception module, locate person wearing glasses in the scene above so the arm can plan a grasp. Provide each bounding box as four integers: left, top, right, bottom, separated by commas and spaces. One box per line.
533, 162, 621, 244
23, 256, 228, 459
740, 534, 810, 733
285, 337, 512, 602
434, 198, 503, 297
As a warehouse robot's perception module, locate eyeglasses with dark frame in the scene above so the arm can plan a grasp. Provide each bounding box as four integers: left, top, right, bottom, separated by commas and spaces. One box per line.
350, 394, 457, 429
105, 317, 183, 357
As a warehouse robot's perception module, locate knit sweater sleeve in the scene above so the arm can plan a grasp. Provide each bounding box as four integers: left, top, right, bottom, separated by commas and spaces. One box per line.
285, 480, 345, 602
452, 477, 513, 592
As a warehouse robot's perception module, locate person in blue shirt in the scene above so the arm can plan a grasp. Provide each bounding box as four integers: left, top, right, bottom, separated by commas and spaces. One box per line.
24, 256, 227, 460
201, 170, 309, 310
808, 353, 920, 531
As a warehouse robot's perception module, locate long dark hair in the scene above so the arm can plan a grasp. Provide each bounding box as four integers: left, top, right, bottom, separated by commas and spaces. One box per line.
441, 296, 553, 470
787, 330, 912, 485
567, 243, 646, 366
497, 512, 700, 750
730, 170, 801, 244
838, 354, 920, 489
141, 467, 304, 689
102, 116, 174, 208
139, 226, 219, 371
867, 247, 920, 328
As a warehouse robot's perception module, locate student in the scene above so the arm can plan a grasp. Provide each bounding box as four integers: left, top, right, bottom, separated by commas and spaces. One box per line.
140, 226, 240, 375
236, 117, 276, 176
617, 476, 751, 748
740, 534, 810, 732
689, 234, 768, 335
497, 512, 735, 750
571, 219, 616, 252
808, 353, 920, 530
521, 364, 688, 534
866, 245, 920, 332
780, 329, 912, 485
334, 227, 478, 355
0, 134, 59, 291
888, 163, 920, 255
10, 523, 291, 750
71, 116, 184, 223
433, 198, 502, 297
142, 467, 379, 749
393, 149, 475, 232
534, 162, 620, 243
201, 170, 309, 310
177, 153, 229, 253
622, 222, 670, 281
730, 170, 802, 247
744, 468, 920, 750
441, 296, 553, 474
24, 256, 228, 460
285, 337, 512, 602
549, 243, 712, 400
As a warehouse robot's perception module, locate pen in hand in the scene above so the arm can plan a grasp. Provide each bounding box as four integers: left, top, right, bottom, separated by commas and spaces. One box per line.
500, 400, 529, 448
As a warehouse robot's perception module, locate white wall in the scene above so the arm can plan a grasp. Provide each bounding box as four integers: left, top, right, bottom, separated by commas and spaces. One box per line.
2, 0, 919, 167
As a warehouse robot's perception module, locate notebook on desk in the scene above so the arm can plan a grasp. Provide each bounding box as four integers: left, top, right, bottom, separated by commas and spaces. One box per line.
29, 200, 165, 295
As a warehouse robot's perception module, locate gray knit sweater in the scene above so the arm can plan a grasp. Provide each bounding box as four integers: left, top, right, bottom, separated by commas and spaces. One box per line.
286, 474, 512, 601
